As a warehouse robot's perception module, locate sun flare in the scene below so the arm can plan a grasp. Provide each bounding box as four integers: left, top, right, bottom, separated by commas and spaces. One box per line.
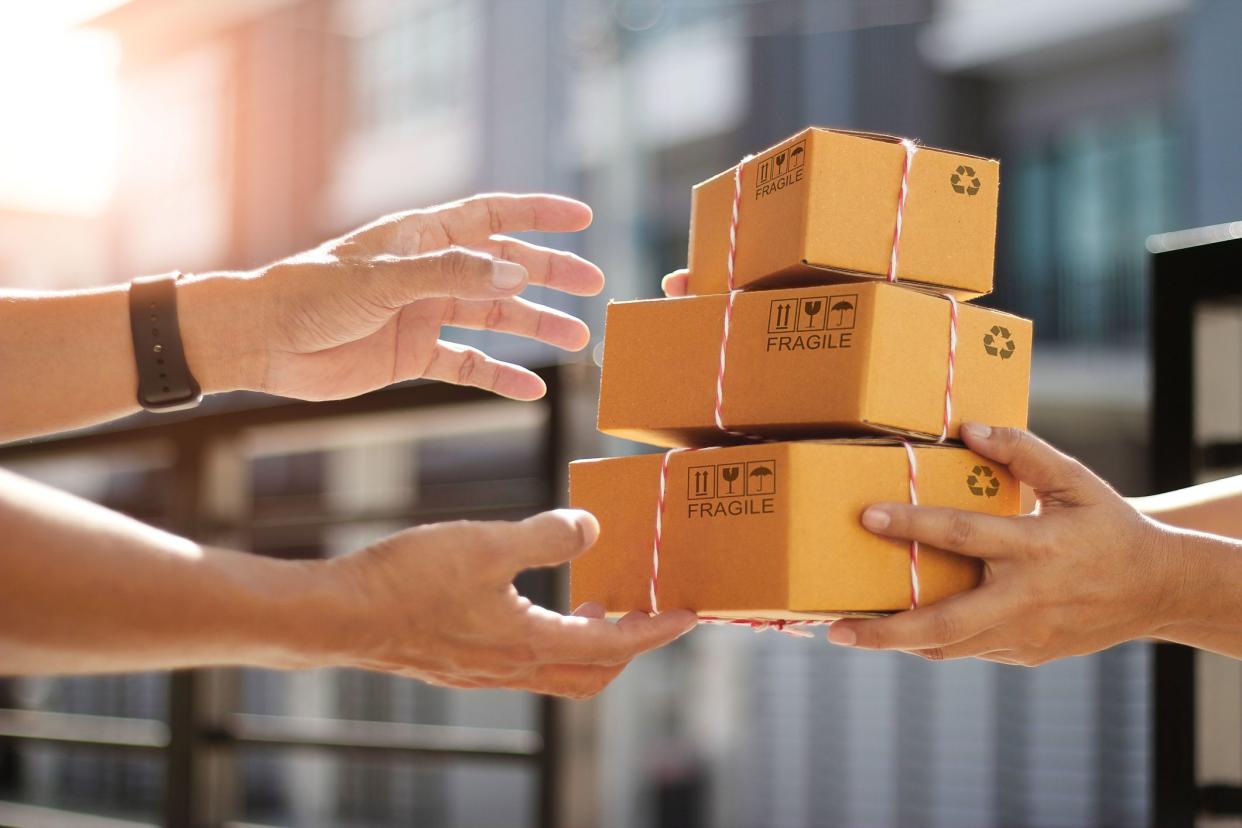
0, 4, 124, 215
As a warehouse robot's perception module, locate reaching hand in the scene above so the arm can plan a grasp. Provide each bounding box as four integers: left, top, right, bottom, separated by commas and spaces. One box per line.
320, 509, 697, 697
826, 425, 1186, 666
183, 193, 604, 402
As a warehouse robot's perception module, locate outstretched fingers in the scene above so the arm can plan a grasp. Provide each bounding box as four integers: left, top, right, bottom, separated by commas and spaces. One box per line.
441, 296, 590, 352
479, 235, 604, 296
427, 194, 594, 246
419, 340, 546, 400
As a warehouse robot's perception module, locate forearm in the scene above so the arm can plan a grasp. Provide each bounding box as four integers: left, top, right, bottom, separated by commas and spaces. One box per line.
0, 274, 258, 443
1131, 476, 1242, 539
0, 468, 347, 675
1154, 528, 1242, 659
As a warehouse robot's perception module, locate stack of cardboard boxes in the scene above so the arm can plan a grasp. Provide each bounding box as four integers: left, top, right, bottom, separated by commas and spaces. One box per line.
570, 127, 1033, 622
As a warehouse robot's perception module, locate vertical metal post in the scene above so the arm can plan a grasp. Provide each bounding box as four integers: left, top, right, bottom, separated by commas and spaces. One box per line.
165, 429, 209, 828
537, 366, 564, 828
1149, 247, 1197, 828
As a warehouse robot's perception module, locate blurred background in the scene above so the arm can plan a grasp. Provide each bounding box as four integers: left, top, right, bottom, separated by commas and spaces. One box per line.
1, 0, 1241, 826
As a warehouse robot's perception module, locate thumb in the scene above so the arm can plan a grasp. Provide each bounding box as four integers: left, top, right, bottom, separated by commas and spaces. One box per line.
661, 268, 690, 298
367, 247, 529, 303
499, 509, 600, 575
961, 424, 1105, 504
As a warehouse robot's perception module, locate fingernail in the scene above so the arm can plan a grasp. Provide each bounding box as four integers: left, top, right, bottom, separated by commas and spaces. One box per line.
861, 506, 891, 532
962, 422, 992, 440
828, 624, 857, 646
491, 260, 527, 290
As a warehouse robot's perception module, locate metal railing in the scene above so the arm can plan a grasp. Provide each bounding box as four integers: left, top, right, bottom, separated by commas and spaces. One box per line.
1149, 233, 1242, 826
0, 369, 566, 828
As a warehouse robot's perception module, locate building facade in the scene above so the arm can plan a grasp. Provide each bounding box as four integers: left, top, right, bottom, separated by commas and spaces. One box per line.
3, 0, 1242, 825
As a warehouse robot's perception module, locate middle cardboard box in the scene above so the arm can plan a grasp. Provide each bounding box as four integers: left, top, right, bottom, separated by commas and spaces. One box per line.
598, 280, 1032, 448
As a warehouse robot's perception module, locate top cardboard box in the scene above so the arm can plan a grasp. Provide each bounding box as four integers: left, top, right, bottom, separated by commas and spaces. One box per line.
687, 127, 999, 299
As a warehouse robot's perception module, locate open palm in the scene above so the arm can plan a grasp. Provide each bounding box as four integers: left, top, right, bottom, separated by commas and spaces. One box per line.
245, 193, 603, 401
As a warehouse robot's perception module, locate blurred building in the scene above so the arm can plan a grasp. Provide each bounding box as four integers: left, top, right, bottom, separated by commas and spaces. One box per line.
3, 0, 1242, 826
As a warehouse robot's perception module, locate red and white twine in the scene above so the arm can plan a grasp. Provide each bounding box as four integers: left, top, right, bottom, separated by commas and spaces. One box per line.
712, 155, 763, 442
887, 139, 918, 283
648, 137, 966, 633
901, 440, 921, 608
938, 294, 959, 443
648, 448, 680, 615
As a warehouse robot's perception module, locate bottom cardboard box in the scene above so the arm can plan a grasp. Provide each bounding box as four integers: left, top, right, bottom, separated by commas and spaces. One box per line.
569, 440, 1018, 619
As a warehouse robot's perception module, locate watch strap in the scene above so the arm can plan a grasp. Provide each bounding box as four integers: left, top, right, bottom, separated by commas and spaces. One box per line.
128, 272, 202, 412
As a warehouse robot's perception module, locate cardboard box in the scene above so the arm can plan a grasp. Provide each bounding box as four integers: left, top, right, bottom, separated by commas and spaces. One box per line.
598, 281, 1031, 448
570, 441, 1017, 618
687, 127, 999, 298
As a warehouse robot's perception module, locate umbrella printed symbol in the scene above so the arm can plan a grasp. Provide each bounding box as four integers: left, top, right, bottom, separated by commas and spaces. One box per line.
831, 299, 854, 326
789, 145, 805, 169
746, 461, 775, 495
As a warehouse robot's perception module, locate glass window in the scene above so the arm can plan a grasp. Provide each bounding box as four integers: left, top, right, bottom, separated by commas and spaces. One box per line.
350, 1, 478, 133
996, 111, 1178, 345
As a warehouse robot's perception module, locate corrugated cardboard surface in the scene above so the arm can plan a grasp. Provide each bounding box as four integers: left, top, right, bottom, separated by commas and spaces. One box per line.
686, 127, 999, 298
570, 441, 1015, 617
597, 282, 1031, 448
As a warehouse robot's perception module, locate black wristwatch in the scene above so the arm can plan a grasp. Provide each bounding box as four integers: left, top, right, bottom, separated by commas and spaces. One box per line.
128, 272, 203, 412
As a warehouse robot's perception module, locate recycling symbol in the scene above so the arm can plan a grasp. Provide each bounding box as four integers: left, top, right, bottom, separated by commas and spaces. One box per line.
966, 464, 1000, 498
983, 325, 1015, 359
950, 164, 981, 196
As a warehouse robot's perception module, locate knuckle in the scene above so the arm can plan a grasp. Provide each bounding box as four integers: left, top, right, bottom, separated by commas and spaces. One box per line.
456, 349, 483, 385
919, 647, 946, 662
1028, 527, 1062, 564
944, 512, 976, 550
456, 520, 499, 557
1026, 622, 1055, 652
441, 247, 485, 279
1003, 427, 1028, 455
1060, 462, 1094, 494
484, 197, 505, 233
483, 299, 507, 330
932, 612, 959, 645
508, 640, 539, 666
853, 628, 885, 651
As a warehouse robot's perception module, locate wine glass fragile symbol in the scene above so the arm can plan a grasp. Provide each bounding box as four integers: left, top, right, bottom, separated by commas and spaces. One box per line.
721, 466, 740, 494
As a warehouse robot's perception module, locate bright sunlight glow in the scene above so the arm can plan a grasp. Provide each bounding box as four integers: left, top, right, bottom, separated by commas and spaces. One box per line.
0, 2, 126, 216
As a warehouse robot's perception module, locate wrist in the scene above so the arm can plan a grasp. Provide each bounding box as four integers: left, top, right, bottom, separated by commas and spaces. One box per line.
177, 272, 268, 394
226, 553, 362, 670
1147, 525, 1208, 641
